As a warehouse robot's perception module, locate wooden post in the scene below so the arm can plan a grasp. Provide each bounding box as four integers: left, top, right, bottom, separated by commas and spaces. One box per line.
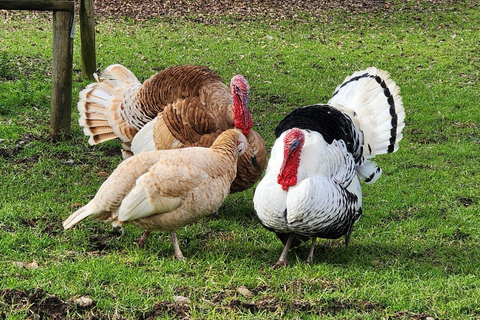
79, 0, 96, 80
0, 0, 97, 139
51, 8, 74, 139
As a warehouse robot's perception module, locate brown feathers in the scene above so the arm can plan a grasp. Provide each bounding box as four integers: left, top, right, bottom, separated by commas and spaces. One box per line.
231, 130, 266, 193
78, 64, 266, 194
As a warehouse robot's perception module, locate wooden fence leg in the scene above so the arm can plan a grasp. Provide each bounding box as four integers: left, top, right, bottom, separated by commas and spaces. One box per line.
51, 9, 74, 139
80, 0, 96, 80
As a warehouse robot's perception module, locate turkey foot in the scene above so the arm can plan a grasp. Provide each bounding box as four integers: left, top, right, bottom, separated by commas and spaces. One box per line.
134, 230, 151, 248
272, 234, 294, 268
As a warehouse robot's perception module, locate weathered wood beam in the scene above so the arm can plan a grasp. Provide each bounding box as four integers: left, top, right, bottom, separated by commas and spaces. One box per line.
50, 9, 74, 138
0, 0, 74, 12
79, 0, 96, 80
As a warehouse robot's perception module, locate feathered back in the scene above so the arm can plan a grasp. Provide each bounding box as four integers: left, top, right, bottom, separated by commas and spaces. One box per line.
136, 65, 233, 133
328, 67, 405, 158
77, 64, 232, 147
63, 129, 246, 231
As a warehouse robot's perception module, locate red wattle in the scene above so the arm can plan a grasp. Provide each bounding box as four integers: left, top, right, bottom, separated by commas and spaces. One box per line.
233, 98, 251, 135
277, 152, 300, 191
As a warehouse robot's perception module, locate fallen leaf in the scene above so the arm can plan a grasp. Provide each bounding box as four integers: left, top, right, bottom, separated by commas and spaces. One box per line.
173, 295, 191, 304
237, 286, 254, 298
74, 296, 94, 308
68, 203, 82, 210
14, 260, 39, 269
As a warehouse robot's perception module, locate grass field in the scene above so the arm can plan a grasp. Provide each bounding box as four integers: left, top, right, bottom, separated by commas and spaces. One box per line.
1, 1, 480, 319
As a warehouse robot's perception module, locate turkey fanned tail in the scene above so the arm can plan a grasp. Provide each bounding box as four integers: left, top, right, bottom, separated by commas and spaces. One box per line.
328, 66, 405, 158
78, 64, 141, 145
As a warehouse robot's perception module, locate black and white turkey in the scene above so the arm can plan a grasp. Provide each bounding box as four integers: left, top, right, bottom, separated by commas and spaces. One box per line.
253, 67, 405, 267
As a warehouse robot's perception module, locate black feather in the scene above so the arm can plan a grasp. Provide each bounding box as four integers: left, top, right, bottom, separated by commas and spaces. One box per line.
332, 71, 400, 154
274, 232, 309, 248
274, 104, 363, 163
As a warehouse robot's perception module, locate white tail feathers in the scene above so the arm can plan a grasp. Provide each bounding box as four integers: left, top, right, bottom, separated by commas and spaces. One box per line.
78, 64, 141, 145
328, 67, 405, 158
63, 202, 97, 229
356, 159, 382, 184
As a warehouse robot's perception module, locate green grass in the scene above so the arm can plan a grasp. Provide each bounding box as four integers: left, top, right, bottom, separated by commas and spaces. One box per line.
1, 2, 480, 318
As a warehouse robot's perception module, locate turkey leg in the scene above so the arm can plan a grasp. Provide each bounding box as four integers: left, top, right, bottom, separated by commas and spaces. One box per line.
304, 237, 317, 264
273, 234, 294, 268
170, 231, 185, 260
134, 230, 151, 248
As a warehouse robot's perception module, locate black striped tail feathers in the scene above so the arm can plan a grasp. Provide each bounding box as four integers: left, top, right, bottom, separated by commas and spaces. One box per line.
328, 67, 405, 159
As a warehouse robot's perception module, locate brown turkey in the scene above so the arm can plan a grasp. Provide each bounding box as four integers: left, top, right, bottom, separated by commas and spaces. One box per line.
78, 64, 266, 193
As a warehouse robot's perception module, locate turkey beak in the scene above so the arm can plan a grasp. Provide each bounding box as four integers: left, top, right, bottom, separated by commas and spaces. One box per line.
237, 139, 246, 156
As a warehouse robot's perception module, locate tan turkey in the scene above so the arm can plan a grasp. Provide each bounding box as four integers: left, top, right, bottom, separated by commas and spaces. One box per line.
63, 129, 247, 259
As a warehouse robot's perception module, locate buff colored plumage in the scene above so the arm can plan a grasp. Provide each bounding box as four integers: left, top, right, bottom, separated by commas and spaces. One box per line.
63, 129, 247, 259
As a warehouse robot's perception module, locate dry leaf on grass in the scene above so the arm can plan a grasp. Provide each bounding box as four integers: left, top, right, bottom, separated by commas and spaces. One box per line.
13, 260, 39, 269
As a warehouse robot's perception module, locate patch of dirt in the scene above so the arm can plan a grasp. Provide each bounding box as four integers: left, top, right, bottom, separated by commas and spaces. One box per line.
1, 0, 475, 23
0, 133, 47, 160
138, 300, 190, 320
228, 296, 383, 315
280, 278, 343, 294
0, 288, 94, 320
92, 0, 479, 23
87, 226, 124, 252
458, 197, 473, 207
451, 227, 470, 241
0, 223, 15, 232
1, 286, 437, 319
197, 230, 235, 244
387, 311, 436, 320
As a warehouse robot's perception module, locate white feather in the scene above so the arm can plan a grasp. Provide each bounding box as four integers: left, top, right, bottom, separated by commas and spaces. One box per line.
286, 175, 357, 236
131, 118, 158, 155
117, 173, 182, 222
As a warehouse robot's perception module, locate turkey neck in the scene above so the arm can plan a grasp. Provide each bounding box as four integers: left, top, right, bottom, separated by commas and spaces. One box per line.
233, 93, 252, 135
277, 130, 305, 191
210, 131, 240, 162
277, 147, 302, 191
